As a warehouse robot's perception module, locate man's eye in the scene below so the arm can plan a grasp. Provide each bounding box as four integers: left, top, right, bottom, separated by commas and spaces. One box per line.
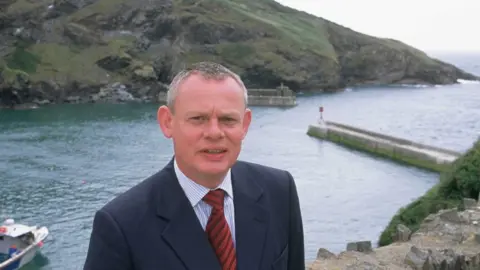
191, 116, 206, 121
222, 118, 237, 123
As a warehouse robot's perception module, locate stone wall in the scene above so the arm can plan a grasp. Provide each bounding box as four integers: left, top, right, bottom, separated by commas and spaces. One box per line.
248, 96, 296, 106
247, 84, 296, 106
327, 121, 462, 156
308, 197, 480, 269
306, 122, 460, 172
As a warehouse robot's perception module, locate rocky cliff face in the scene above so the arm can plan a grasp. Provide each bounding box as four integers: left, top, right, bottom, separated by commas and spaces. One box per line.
0, 0, 478, 108
308, 197, 480, 269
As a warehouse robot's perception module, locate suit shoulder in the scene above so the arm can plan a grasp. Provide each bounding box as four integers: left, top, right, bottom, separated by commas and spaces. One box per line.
235, 160, 293, 185
99, 168, 166, 217
236, 160, 290, 174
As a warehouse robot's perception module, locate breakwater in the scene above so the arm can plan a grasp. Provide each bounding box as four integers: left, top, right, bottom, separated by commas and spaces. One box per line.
247, 94, 296, 106
307, 120, 462, 172
247, 84, 296, 106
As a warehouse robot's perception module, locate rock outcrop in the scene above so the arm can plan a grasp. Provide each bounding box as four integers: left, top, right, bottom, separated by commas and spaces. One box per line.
1, 0, 478, 108
308, 197, 480, 269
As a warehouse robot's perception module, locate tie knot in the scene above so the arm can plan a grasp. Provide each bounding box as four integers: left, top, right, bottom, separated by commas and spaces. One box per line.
203, 189, 225, 209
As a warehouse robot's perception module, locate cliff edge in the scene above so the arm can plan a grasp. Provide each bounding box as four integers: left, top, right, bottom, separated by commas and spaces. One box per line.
1, 0, 478, 107
308, 199, 480, 269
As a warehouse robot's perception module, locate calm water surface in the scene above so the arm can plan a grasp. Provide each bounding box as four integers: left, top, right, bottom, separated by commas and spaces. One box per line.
0, 53, 479, 269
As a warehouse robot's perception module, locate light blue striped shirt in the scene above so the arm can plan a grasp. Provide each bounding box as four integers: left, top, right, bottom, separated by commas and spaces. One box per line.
174, 160, 236, 246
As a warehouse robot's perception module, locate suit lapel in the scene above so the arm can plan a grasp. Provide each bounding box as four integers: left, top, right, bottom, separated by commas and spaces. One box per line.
232, 162, 269, 270
155, 159, 221, 270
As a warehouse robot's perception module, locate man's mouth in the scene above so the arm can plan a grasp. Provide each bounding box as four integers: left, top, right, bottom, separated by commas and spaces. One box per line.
202, 149, 227, 154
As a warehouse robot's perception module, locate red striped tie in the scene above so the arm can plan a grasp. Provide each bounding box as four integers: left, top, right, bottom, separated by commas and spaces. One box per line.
203, 189, 237, 270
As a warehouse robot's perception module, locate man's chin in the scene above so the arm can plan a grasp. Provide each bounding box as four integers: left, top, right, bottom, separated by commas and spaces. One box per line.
196, 162, 231, 177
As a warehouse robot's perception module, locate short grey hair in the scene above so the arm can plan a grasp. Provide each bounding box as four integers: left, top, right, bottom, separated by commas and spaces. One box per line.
166, 61, 248, 112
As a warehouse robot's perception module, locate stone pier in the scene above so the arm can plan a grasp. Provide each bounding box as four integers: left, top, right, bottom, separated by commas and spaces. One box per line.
307, 120, 462, 172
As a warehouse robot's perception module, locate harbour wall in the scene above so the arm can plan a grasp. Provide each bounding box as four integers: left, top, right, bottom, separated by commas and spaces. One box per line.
307, 121, 462, 172
247, 95, 296, 106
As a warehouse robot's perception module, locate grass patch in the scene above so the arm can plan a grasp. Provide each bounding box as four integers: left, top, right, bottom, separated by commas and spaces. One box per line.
5, 46, 41, 74
0, 63, 30, 88
183, 39, 311, 84
173, 0, 337, 62
215, 43, 256, 64
69, 0, 131, 21
224, 0, 336, 60
26, 37, 135, 84
378, 138, 480, 246
381, 38, 435, 64
5, 0, 51, 15
313, 129, 453, 173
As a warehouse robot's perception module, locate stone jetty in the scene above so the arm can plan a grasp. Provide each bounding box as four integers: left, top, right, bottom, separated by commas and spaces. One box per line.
247, 83, 297, 107
307, 120, 462, 172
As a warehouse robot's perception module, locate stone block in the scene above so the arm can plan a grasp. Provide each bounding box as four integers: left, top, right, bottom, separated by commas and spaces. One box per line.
316, 248, 336, 260
463, 198, 477, 209
346, 241, 372, 253
393, 224, 412, 242
438, 208, 462, 223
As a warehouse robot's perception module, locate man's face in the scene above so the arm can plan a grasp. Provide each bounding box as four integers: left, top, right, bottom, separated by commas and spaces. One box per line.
157, 73, 251, 182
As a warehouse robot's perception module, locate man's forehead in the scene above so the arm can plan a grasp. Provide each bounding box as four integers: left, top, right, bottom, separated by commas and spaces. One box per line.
184, 108, 243, 116
172, 73, 246, 114
178, 74, 242, 94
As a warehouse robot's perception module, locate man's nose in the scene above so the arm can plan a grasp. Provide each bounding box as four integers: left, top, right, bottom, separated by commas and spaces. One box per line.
204, 119, 224, 139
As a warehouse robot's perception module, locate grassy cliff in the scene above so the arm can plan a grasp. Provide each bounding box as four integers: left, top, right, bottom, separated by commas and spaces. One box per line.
1, 0, 478, 106
378, 138, 480, 246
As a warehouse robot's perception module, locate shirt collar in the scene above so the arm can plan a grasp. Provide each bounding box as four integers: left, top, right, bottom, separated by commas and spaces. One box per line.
174, 158, 233, 207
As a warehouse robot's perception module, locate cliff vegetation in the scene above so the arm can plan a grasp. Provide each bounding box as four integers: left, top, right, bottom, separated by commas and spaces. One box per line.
379, 138, 480, 246
0, 0, 478, 107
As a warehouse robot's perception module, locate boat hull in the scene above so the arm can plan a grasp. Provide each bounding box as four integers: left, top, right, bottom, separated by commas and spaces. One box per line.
0, 226, 48, 269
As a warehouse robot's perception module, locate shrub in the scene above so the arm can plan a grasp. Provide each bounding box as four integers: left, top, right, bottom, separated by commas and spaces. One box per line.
6, 45, 40, 74
378, 138, 480, 247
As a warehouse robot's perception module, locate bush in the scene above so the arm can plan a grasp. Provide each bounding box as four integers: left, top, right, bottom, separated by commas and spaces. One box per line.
437, 139, 480, 200
378, 138, 480, 247
6, 45, 40, 74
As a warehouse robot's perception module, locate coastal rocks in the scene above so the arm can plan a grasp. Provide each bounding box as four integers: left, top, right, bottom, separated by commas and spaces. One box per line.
393, 224, 412, 242
463, 198, 477, 210
403, 246, 477, 269
90, 83, 136, 103
89, 81, 167, 103
0, 66, 34, 108
1, 0, 479, 108
133, 65, 157, 81
63, 22, 105, 46
308, 197, 480, 270
326, 22, 479, 87
316, 248, 336, 260
346, 241, 372, 253
96, 54, 132, 71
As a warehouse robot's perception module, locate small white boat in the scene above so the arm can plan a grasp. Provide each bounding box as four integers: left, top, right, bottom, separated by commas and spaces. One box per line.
0, 218, 48, 270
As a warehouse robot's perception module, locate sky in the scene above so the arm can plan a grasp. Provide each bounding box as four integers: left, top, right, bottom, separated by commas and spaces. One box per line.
276, 0, 479, 53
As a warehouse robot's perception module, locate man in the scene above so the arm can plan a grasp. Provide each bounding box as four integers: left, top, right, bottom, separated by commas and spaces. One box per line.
83, 61, 305, 270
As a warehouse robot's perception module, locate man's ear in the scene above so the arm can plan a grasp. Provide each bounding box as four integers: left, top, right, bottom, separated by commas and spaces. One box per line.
157, 105, 173, 138
241, 108, 252, 139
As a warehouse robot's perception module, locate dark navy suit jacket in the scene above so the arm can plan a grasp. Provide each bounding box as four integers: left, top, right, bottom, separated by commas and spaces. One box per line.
83, 159, 305, 270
